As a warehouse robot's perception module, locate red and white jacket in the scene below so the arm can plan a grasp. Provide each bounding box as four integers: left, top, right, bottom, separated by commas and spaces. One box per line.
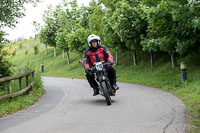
84, 45, 113, 69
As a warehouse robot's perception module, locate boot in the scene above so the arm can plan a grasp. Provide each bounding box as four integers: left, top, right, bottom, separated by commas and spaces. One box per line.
93, 87, 99, 96
112, 83, 119, 90
108, 68, 119, 91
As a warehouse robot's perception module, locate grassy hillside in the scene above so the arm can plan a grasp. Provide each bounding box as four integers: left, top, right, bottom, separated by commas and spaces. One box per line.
0, 39, 44, 117
4, 39, 200, 132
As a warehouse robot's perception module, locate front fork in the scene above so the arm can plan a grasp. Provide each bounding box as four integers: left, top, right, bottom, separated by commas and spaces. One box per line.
97, 72, 115, 96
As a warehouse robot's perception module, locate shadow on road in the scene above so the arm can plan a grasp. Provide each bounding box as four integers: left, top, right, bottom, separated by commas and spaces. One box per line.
78, 97, 118, 106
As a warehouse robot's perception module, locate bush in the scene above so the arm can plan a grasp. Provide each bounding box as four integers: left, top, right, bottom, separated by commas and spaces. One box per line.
1, 50, 9, 56
0, 55, 12, 79
34, 45, 39, 55
25, 50, 28, 55
18, 42, 23, 49
11, 50, 16, 56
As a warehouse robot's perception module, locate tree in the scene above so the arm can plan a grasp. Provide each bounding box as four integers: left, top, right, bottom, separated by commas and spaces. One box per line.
0, 0, 40, 79
190, 0, 200, 53
88, 0, 105, 36
67, 0, 81, 32
141, 0, 198, 68
0, 0, 40, 28
54, 4, 71, 63
40, 5, 60, 57
79, 5, 90, 29
66, 26, 89, 61
102, 9, 126, 65
39, 25, 49, 55
56, 0, 88, 63
140, 1, 163, 68
56, 28, 70, 64
0, 0, 41, 42
111, 0, 147, 66
174, 1, 200, 56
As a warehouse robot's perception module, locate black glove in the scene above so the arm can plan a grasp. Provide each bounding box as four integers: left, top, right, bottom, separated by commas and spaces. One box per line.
85, 68, 90, 73
109, 61, 114, 65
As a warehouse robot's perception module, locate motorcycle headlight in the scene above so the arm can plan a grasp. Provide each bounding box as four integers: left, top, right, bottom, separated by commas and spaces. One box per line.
95, 62, 103, 71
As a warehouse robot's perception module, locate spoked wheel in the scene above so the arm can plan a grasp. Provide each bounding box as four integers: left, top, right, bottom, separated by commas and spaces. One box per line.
101, 81, 111, 105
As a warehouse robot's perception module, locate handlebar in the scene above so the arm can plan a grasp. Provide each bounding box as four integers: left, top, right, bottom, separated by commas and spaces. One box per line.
89, 61, 113, 72
93, 61, 105, 66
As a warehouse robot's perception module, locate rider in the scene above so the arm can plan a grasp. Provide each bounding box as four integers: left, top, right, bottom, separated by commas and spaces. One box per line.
84, 34, 119, 96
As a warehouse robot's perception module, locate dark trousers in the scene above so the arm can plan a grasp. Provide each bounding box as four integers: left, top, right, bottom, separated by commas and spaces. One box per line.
86, 67, 117, 88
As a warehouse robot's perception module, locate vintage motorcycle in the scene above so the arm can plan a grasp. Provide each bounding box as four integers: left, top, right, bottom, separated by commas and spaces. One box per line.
91, 61, 116, 106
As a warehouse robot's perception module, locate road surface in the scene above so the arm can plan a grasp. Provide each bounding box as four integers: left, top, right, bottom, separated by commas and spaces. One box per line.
0, 77, 189, 133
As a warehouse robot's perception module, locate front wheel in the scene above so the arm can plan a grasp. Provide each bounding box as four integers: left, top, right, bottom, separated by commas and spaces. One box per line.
101, 81, 111, 105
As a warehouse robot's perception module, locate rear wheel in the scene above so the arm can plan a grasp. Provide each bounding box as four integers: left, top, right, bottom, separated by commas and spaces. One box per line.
101, 81, 111, 105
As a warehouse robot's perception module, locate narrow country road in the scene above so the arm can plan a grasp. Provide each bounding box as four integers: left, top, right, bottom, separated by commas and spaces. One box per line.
0, 77, 189, 133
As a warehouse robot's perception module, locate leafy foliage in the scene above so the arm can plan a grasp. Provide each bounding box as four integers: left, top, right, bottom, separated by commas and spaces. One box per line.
39, 6, 59, 48
111, 0, 145, 51
0, 0, 41, 80
66, 26, 89, 56
0, 55, 12, 78
0, 0, 40, 28
0, 0, 41, 42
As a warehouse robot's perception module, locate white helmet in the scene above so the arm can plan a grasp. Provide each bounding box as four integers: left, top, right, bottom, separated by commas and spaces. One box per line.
87, 34, 101, 47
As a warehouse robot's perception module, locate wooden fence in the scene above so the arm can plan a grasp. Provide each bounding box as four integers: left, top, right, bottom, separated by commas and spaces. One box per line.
0, 70, 35, 101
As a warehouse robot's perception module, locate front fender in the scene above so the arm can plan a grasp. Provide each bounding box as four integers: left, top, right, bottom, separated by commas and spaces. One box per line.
100, 75, 106, 81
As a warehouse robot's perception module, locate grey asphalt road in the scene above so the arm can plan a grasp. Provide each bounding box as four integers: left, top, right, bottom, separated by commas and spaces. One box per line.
0, 77, 189, 133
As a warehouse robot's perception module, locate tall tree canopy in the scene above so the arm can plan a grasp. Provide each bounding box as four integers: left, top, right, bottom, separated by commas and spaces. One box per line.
0, 0, 40, 78
37, 0, 200, 68
0, 0, 41, 42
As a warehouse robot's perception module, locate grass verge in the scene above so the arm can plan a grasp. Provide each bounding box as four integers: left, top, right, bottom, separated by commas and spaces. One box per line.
0, 71, 44, 117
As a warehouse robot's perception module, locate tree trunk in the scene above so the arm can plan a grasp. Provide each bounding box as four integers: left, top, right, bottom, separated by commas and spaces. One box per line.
171, 54, 177, 68
39, 40, 41, 47
133, 50, 137, 66
66, 50, 70, 64
45, 44, 47, 55
54, 47, 56, 57
150, 51, 154, 68
62, 49, 65, 59
116, 48, 118, 65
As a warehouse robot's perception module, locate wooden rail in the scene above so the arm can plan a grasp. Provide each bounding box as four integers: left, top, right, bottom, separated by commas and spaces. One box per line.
0, 70, 35, 101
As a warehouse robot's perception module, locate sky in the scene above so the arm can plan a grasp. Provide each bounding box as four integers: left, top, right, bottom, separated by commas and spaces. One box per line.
3, 0, 91, 41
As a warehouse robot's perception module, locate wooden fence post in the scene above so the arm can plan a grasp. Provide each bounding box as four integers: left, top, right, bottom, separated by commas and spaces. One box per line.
32, 72, 34, 78
0, 70, 35, 101
30, 72, 34, 92
26, 75, 29, 94
19, 78, 22, 90
7, 80, 12, 102
26, 76, 29, 87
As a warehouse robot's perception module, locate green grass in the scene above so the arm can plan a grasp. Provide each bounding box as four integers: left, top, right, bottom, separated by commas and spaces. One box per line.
0, 86, 44, 117
0, 39, 44, 117
0, 72, 44, 117
3, 39, 200, 132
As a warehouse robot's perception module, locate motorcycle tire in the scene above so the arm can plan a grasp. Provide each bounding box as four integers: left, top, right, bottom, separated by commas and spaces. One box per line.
101, 81, 112, 105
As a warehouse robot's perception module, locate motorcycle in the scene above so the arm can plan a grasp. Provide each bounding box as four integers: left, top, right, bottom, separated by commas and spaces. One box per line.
91, 61, 116, 106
